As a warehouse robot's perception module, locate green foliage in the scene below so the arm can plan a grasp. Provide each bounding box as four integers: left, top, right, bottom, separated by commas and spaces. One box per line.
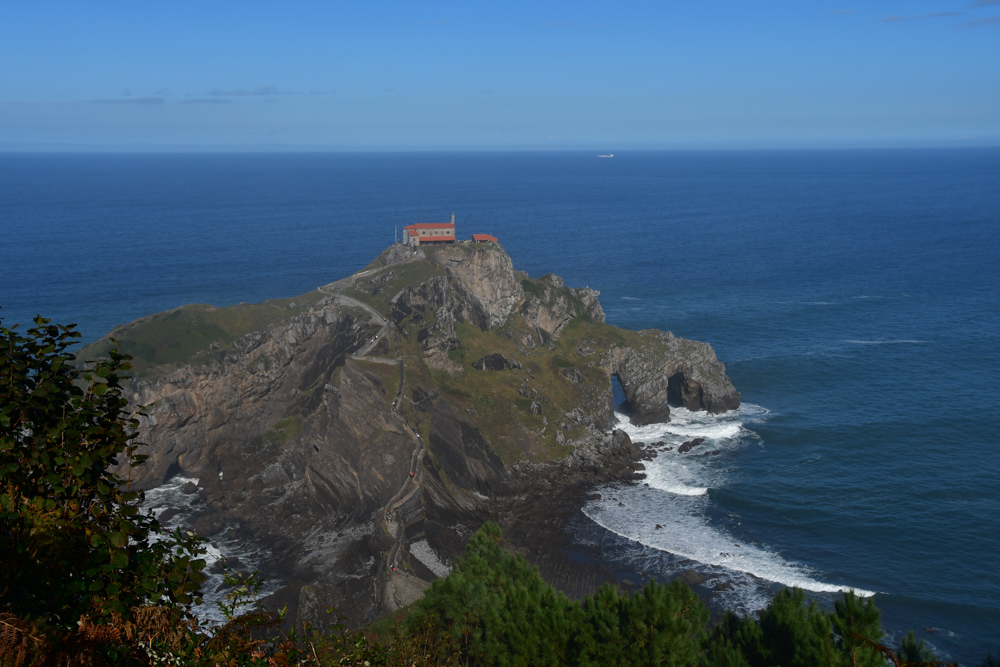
573, 580, 707, 666
519, 279, 545, 299
551, 356, 574, 369
265, 415, 303, 444
407, 524, 707, 667
0, 316, 206, 625
407, 522, 577, 666
397, 524, 963, 667
78, 294, 323, 376
703, 588, 921, 667
831, 590, 884, 666
733, 588, 841, 666
898, 630, 937, 664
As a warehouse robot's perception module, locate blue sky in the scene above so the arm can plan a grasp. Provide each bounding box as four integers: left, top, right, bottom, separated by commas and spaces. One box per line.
2, 1, 998, 150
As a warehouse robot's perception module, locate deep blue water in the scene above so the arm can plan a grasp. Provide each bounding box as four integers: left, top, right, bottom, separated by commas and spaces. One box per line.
2, 150, 998, 662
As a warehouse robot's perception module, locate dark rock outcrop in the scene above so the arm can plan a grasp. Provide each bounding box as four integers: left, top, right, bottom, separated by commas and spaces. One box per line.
678, 438, 706, 454
473, 353, 522, 372
603, 331, 740, 425
518, 273, 604, 341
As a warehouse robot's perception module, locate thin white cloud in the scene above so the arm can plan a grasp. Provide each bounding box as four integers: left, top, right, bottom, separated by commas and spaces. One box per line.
957, 13, 1000, 25
209, 86, 281, 97
882, 11, 962, 21
92, 97, 164, 105
179, 98, 234, 104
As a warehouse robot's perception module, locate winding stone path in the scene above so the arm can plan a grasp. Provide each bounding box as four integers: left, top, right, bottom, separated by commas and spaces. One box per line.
353, 352, 430, 606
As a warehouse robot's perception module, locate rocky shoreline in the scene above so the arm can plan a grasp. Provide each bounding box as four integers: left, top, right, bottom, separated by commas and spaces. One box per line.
497, 429, 734, 614
87, 242, 740, 628
499, 429, 654, 599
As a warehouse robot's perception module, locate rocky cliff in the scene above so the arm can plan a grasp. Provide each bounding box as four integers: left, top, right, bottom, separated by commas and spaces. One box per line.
84, 242, 739, 627
603, 331, 741, 425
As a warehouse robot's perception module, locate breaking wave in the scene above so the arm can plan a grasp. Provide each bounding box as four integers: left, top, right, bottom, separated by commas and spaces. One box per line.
142, 476, 282, 623
581, 404, 875, 602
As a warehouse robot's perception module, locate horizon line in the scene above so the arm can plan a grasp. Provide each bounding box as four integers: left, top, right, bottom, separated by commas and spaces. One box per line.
2, 143, 999, 155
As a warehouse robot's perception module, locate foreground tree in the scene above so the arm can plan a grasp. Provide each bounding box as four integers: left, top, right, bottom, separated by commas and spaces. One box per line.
573, 580, 707, 666
406, 522, 578, 666
0, 317, 205, 636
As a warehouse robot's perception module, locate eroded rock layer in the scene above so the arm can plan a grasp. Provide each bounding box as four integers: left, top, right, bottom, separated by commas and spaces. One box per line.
85, 242, 738, 627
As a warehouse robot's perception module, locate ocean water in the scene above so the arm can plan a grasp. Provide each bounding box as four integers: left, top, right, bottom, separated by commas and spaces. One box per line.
2, 150, 998, 662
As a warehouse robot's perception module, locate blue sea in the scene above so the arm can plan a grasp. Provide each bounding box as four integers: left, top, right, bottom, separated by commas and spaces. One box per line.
2, 150, 998, 663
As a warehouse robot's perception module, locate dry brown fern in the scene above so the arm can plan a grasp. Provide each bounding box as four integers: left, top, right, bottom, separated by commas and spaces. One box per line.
0, 612, 105, 667
0, 612, 44, 667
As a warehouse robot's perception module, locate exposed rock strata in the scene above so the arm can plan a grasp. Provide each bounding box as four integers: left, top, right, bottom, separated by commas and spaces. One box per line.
603, 332, 740, 425
89, 242, 739, 628
519, 272, 605, 339
440, 243, 524, 329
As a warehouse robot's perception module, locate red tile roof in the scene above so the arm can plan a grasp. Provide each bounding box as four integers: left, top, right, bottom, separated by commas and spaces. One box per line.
472, 234, 498, 242
404, 223, 455, 231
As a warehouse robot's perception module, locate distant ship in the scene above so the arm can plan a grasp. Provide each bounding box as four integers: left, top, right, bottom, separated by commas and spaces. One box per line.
598, 153, 614, 158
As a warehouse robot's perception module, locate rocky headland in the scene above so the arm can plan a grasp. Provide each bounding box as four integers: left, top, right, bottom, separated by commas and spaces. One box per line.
83, 242, 739, 627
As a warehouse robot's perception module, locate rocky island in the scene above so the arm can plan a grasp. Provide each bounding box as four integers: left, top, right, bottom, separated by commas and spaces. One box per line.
82, 243, 739, 627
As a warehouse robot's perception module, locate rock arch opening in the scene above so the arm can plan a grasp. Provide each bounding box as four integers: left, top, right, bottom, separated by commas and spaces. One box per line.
667, 371, 704, 411
611, 374, 632, 416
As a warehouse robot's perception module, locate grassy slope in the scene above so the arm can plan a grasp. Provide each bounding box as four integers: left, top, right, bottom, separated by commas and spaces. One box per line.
78, 291, 325, 377
76, 249, 667, 466
341, 259, 445, 314
377, 264, 658, 464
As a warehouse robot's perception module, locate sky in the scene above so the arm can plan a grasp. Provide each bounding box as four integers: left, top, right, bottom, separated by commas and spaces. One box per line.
1, 1, 998, 151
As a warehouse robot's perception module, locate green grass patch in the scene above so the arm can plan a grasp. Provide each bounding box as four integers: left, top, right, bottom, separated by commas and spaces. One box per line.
265, 415, 303, 444
340, 260, 446, 317
520, 278, 546, 298
429, 318, 611, 463
78, 292, 325, 376
353, 359, 400, 405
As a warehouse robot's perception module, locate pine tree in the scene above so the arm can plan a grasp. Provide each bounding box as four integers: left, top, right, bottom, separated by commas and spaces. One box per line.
407, 522, 576, 666
573, 580, 707, 666
736, 588, 842, 667
897, 630, 937, 664
831, 591, 884, 667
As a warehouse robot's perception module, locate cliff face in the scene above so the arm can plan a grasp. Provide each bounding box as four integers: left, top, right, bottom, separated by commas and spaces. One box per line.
440, 244, 525, 330
125, 300, 379, 490
603, 331, 741, 425
86, 242, 738, 627
518, 273, 605, 341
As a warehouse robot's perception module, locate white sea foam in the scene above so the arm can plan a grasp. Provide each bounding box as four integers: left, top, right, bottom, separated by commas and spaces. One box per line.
142, 475, 203, 523
583, 488, 875, 598
614, 405, 748, 448
608, 406, 746, 498
585, 403, 875, 601
141, 475, 281, 623
621, 296, 641, 301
